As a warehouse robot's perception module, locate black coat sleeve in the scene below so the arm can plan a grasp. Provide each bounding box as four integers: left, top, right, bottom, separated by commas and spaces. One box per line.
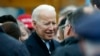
15, 43, 30, 56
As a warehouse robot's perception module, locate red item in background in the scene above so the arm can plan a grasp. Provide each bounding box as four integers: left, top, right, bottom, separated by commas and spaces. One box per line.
17, 14, 33, 29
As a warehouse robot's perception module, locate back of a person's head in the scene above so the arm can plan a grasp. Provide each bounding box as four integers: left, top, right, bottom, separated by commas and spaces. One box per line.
58, 5, 77, 27
70, 6, 100, 42
91, 0, 100, 9
69, 6, 94, 26
0, 15, 17, 24
1, 22, 21, 40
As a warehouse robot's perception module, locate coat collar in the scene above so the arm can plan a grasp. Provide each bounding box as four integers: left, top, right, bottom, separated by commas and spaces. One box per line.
27, 32, 55, 55
26, 31, 60, 55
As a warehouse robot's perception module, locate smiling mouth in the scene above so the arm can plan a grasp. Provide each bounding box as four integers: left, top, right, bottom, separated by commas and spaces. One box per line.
47, 34, 54, 38
46, 32, 54, 35
46, 32, 55, 34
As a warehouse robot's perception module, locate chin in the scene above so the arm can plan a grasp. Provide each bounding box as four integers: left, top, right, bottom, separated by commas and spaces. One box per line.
45, 37, 53, 40
44, 34, 55, 40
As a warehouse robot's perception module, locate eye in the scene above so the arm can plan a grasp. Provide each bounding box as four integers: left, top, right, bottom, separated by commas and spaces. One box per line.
44, 22, 56, 26
44, 23, 50, 25
52, 22, 56, 25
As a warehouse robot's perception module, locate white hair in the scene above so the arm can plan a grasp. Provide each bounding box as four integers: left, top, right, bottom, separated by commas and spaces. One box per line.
32, 4, 56, 22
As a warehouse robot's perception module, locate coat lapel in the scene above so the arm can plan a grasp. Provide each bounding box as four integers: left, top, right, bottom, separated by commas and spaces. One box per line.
33, 32, 50, 55
35, 32, 48, 50
27, 32, 60, 56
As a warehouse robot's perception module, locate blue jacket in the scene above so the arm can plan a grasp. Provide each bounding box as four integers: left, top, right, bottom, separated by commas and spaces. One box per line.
0, 27, 30, 56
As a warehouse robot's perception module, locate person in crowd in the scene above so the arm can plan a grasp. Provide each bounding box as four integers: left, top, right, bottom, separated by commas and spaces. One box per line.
0, 15, 22, 40
25, 4, 60, 56
52, 6, 100, 56
60, 6, 79, 46
1, 22, 21, 40
0, 15, 18, 24
0, 26, 30, 56
18, 21, 31, 41
58, 5, 77, 25
17, 14, 34, 31
56, 5, 78, 43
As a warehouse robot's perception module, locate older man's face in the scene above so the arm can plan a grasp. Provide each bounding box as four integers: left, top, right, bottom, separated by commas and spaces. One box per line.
34, 10, 57, 40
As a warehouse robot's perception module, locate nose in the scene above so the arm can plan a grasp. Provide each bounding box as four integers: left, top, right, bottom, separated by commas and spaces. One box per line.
49, 24, 54, 30
48, 24, 55, 30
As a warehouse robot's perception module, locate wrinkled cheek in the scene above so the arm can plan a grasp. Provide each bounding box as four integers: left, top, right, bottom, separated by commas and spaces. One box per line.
36, 27, 44, 35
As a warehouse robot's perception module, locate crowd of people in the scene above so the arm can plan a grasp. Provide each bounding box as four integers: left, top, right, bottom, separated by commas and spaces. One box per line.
1, 0, 100, 56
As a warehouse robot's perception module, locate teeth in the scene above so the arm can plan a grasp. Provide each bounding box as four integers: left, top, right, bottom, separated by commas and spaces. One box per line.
46, 32, 53, 34
47, 32, 53, 34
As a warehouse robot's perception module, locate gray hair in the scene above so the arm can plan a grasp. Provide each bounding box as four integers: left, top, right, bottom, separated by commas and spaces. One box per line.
32, 4, 56, 22
59, 5, 78, 27
59, 5, 77, 17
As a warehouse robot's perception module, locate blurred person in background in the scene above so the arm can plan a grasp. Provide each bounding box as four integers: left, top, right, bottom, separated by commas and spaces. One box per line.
25, 4, 60, 56
1, 22, 21, 40
58, 5, 77, 25
0, 22, 30, 56
56, 5, 78, 43
17, 14, 34, 32
0, 15, 22, 40
0, 15, 18, 24
18, 21, 31, 42
52, 6, 100, 56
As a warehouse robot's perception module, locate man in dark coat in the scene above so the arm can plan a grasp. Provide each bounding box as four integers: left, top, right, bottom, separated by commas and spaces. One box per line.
25, 4, 60, 56
0, 27, 30, 56
25, 32, 60, 56
52, 6, 100, 56
60, 36, 79, 46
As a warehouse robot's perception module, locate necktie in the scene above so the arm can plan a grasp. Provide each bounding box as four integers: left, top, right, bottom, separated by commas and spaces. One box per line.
45, 41, 51, 54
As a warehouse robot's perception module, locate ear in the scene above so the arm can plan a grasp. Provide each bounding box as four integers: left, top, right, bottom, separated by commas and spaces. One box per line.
32, 20, 37, 30
64, 24, 71, 38
68, 25, 77, 37
66, 24, 72, 36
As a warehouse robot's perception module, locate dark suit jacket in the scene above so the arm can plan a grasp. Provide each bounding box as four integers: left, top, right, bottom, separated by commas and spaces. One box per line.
61, 37, 79, 46
25, 32, 60, 56
51, 43, 84, 56
0, 27, 30, 56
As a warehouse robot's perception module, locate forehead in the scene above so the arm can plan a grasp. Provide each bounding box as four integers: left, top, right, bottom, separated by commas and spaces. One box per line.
38, 10, 56, 21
